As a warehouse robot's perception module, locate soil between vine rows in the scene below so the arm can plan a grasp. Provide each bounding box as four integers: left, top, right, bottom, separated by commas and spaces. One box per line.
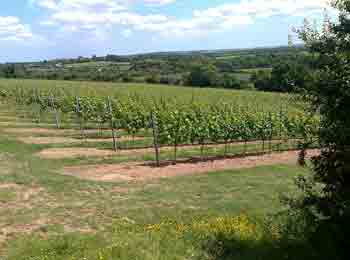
62, 149, 319, 183
17, 136, 144, 144
2, 127, 116, 135
36, 139, 294, 159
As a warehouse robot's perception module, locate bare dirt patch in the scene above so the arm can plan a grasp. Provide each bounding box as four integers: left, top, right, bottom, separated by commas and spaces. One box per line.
0, 183, 20, 189
0, 122, 55, 127
18, 136, 144, 145
37, 148, 115, 159
0, 183, 61, 245
0, 218, 49, 244
2, 127, 72, 135
0, 116, 22, 121
0, 183, 46, 210
0, 153, 15, 177
62, 149, 319, 183
111, 187, 131, 193
37, 147, 153, 159
2, 127, 126, 136
36, 139, 289, 159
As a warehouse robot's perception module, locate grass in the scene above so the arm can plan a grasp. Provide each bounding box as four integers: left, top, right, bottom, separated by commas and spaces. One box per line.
0, 82, 316, 259
0, 189, 17, 203
0, 124, 312, 259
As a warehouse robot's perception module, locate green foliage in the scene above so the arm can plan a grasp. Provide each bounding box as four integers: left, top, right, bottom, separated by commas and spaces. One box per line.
186, 64, 218, 87
252, 61, 311, 92
145, 73, 161, 84
252, 70, 272, 91
216, 73, 241, 89
0, 64, 16, 78
281, 2, 350, 259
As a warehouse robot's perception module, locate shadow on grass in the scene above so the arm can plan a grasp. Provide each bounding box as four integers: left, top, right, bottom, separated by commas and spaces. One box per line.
203, 234, 340, 260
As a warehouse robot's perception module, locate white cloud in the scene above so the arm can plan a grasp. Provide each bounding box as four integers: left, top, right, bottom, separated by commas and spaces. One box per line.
32, 0, 128, 11
0, 16, 35, 41
39, 20, 58, 26
194, 0, 333, 19
31, 0, 176, 10
121, 28, 132, 38
33, 0, 58, 9
143, 0, 176, 6
135, 15, 253, 38
32, 0, 335, 39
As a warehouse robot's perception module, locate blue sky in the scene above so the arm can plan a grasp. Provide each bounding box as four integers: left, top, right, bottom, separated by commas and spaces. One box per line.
0, 0, 334, 62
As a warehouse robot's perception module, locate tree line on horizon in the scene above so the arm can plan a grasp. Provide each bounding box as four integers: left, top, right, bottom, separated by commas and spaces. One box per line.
0, 46, 311, 93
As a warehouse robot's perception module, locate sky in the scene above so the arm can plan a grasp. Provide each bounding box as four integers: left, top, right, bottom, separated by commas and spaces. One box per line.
0, 0, 335, 62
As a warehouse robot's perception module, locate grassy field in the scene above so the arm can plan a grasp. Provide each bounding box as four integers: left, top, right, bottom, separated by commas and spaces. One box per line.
0, 131, 310, 259
65, 61, 132, 70
66, 61, 117, 68
215, 54, 257, 60
0, 81, 318, 259
240, 68, 273, 73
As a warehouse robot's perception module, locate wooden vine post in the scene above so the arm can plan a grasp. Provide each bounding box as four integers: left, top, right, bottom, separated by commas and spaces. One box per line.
75, 96, 85, 138
50, 94, 60, 129
268, 112, 273, 154
151, 112, 160, 167
107, 97, 117, 152
278, 105, 283, 152
35, 89, 41, 125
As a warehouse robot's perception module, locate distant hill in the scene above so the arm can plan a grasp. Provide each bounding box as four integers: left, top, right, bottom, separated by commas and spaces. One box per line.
0, 45, 307, 91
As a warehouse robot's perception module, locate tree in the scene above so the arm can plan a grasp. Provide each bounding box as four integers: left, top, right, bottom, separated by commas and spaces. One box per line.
146, 73, 161, 84
1, 64, 16, 78
122, 73, 133, 83
253, 62, 310, 92
290, 1, 350, 257
186, 64, 218, 87
219, 73, 241, 89
252, 70, 272, 91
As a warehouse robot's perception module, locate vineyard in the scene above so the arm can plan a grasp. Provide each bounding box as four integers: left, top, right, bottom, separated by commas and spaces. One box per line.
1, 0, 347, 257
0, 79, 319, 165
0, 79, 322, 260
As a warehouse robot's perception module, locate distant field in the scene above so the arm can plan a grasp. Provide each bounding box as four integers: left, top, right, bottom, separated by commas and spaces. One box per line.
216, 54, 257, 60
64, 61, 132, 72
66, 61, 115, 67
65, 61, 131, 68
240, 68, 273, 73
0, 78, 296, 111
215, 55, 240, 60
232, 72, 252, 82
